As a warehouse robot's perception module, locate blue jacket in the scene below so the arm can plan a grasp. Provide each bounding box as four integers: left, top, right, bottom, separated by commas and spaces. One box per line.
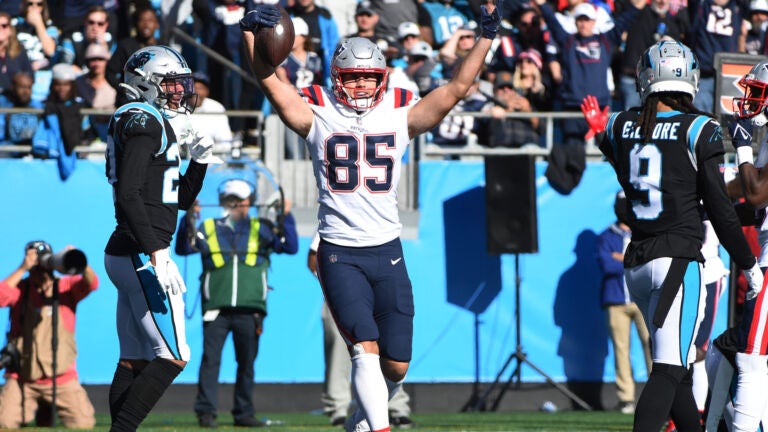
596, 222, 632, 307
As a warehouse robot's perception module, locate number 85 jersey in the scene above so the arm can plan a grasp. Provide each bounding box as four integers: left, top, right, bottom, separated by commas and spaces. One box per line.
599, 110, 726, 267
302, 85, 418, 247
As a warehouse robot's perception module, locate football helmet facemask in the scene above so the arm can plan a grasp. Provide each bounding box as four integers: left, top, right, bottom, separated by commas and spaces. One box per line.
122, 45, 197, 117
636, 39, 700, 105
733, 61, 768, 127
331, 37, 388, 111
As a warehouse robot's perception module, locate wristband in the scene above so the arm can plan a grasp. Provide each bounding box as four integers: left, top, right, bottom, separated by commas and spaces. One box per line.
736, 146, 754, 166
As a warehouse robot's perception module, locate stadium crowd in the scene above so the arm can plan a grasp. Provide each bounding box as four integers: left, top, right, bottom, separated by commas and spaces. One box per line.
1, 0, 765, 160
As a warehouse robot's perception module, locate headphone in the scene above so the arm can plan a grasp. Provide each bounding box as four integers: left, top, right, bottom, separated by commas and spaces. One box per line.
217, 179, 257, 206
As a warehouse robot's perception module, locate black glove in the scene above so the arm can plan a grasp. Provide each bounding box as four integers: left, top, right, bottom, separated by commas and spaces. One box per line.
239, 5, 282, 32
729, 118, 753, 149
480, 1, 502, 40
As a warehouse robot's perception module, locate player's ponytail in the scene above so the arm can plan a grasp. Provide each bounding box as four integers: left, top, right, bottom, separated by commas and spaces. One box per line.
639, 93, 714, 143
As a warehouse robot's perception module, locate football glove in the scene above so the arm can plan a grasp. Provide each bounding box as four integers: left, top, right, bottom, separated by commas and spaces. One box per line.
184, 130, 223, 164
480, 1, 501, 40
138, 248, 186, 295
581, 94, 609, 140
729, 118, 754, 149
744, 261, 764, 302
239, 5, 281, 32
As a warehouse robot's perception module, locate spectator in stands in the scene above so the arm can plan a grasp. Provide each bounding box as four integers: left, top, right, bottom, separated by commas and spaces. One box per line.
418, 0, 470, 48
405, 40, 439, 96
687, 0, 744, 113
277, 17, 321, 160
346, 1, 395, 58
0, 11, 33, 95
204, 0, 248, 118
555, 0, 614, 33
0, 71, 41, 157
58, 5, 115, 73
431, 78, 490, 150
370, 0, 419, 42
534, 0, 642, 149
288, 0, 340, 85
14, 0, 59, 103
482, 70, 541, 148
187, 71, 234, 156
55, 0, 112, 39
438, 22, 477, 79
618, 0, 689, 109
391, 21, 423, 67
75, 42, 115, 143
743, 0, 768, 54
107, 7, 159, 91
488, 4, 553, 81
315, 0, 358, 37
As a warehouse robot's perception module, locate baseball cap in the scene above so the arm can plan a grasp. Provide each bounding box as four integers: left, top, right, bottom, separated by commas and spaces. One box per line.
517, 48, 543, 70
52, 63, 77, 81
751, 0, 768, 13
398, 22, 420, 39
408, 41, 432, 58
219, 179, 253, 200
573, 3, 597, 20
292, 16, 309, 36
192, 71, 210, 87
85, 42, 111, 60
494, 71, 515, 89
356, 0, 376, 15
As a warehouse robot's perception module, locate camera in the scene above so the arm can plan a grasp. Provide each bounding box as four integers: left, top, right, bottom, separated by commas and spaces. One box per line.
26, 241, 87, 275
0, 341, 20, 372
39, 249, 87, 275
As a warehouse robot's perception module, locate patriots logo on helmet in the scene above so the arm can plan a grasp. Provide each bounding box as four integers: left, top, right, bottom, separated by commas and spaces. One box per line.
127, 51, 153, 71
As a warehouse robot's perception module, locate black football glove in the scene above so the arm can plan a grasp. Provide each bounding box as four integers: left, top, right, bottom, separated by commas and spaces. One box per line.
480, 1, 502, 40
729, 118, 753, 149
239, 5, 281, 32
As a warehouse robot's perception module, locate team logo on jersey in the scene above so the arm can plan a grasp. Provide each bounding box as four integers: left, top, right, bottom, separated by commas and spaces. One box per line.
329, 254, 338, 264
126, 112, 149, 129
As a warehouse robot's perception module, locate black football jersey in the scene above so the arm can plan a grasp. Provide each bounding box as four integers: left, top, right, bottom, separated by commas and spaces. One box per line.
105, 102, 206, 256
600, 110, 753, 269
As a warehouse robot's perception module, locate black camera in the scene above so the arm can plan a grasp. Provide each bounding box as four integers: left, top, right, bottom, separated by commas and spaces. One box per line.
26, 241, 87, 275
0, 342, 20, 372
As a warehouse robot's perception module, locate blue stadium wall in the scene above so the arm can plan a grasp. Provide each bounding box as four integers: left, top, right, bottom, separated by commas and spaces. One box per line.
0, 159, 730, 385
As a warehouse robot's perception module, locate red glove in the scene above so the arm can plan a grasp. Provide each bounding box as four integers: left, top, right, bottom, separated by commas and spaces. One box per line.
580, 95, 609, 140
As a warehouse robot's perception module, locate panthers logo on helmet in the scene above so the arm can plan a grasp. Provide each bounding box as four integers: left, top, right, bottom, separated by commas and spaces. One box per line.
127, 51, 153, 71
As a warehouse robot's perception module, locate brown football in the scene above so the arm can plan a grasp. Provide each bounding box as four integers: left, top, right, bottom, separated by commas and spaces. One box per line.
254, 8, 295, 67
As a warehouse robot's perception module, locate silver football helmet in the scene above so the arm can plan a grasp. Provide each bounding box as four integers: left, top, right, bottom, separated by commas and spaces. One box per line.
636, 39, 700, 104
122, 45, 197, 116
331, 37, 388, 111
733, 61, 768, 127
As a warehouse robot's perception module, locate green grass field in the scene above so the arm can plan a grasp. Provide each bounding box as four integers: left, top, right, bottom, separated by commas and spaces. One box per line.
36, 411, 636, 431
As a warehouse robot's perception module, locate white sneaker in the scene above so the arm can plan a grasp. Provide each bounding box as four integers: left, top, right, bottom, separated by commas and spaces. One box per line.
345, 409, 370, 432
619, 402, 635, 414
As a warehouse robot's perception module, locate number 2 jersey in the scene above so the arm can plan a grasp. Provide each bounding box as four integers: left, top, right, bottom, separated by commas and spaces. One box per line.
301, 85, 418, 247
104, 102, 207, 256
599, 110, 754, 270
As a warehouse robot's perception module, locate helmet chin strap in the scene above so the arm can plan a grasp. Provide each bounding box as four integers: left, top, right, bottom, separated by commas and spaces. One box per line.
754, 110, 768, 127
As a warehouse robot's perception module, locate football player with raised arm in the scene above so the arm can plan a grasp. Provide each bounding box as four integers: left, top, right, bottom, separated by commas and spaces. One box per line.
239, 2, 500, 431
580, 40, 762, 432
703, 59, 768, 432
103, 45, 220, 432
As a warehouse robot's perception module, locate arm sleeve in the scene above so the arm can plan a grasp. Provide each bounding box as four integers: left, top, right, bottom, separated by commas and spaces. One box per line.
178, 160, 207, 211
64, 273, 98, 303
268, 213, 299, 254
174, 213, 199, 256
699, 155, 756, 270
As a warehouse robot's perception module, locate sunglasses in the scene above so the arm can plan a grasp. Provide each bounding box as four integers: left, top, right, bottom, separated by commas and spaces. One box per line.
28, 1, 44, 6
88, 20, 107, 26
0, 22, 9, 28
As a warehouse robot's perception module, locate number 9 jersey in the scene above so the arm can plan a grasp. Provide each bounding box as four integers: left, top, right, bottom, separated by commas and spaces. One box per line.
599, 110, 753, 270
301, 85, 419, 247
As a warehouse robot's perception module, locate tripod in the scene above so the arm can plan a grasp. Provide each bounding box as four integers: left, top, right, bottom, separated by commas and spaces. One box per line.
468, 254, 592, 412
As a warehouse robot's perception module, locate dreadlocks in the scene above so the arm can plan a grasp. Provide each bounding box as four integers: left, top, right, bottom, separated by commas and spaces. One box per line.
637, 93, 713, 143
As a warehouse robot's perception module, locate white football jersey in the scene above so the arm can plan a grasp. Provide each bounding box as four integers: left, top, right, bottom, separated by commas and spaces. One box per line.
301, 85, 419, 247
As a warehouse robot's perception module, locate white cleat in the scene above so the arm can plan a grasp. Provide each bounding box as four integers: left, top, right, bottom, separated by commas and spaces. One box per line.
345, 409, 370, 432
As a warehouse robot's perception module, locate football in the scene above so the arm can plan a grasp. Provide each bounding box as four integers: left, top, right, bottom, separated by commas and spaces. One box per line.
254, 8, 295, 67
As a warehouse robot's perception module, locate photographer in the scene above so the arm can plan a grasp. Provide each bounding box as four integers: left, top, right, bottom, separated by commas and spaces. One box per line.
0, 241, 97, 429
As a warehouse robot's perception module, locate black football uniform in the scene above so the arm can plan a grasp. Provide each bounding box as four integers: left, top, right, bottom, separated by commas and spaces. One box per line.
599, 110, 754, 270
105, 102, 207, 256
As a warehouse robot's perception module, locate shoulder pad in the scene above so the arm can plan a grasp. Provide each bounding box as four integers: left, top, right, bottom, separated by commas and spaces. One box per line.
301, 85, 325, 106
394, 88, 415, 108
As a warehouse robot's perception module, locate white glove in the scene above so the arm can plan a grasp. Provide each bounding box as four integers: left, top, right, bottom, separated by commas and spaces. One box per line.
138, 248, 186, 295
743, 261, 764, 301
185, 130, 223, 164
